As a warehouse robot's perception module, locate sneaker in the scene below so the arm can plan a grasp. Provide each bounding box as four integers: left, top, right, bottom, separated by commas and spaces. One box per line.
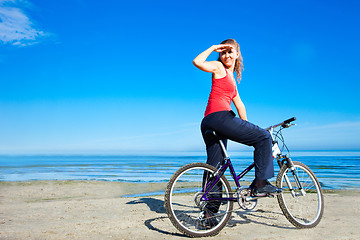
252, 181, 282, 196
200, 210, 218, 229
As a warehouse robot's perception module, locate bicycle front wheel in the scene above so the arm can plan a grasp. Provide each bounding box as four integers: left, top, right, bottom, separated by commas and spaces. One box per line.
164, 162, 233, 237
276, 161, 324, 228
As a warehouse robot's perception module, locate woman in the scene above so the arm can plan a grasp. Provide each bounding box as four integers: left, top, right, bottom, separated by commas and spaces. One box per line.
193, 39, 282, 200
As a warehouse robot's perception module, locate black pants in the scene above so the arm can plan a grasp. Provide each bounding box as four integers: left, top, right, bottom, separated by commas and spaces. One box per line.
201, 110, 274, 180
201, 111, 274, 212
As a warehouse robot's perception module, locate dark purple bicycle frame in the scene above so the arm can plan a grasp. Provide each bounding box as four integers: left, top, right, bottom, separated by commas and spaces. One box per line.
201, 157, 255, 202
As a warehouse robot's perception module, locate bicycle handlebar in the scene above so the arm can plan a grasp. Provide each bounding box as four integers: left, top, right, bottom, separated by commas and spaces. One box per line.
266, 117, 296, 130
283, 117, 296, 124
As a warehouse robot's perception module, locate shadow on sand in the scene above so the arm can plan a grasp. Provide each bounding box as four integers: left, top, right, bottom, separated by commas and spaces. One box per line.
126, 197, 293, 237
126, 197, 186, 237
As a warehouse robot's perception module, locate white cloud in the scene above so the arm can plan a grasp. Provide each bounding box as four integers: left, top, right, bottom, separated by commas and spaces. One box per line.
0, 0, 46, 46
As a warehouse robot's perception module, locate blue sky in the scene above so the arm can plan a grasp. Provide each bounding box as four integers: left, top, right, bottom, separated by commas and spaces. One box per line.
0, 0, 359, 154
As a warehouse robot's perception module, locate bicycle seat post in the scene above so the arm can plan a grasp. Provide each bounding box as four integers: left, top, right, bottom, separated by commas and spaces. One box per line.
218, 138, 229, 159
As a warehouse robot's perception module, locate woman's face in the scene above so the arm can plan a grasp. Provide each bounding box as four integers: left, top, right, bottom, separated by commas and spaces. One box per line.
219, 45, 238, 68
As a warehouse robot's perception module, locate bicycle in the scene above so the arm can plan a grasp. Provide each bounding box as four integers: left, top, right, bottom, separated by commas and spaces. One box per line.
164, 117, 324, 237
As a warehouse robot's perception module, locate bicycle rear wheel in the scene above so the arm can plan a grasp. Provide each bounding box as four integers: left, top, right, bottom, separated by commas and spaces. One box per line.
164, 162, 233, 237
276, 161, 324, 228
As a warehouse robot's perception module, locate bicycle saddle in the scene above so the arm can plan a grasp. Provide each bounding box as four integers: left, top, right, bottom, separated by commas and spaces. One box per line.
205, 130, 219, 139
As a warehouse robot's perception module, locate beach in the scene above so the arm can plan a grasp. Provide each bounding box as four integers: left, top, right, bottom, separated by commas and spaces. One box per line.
1, 181, 359, 240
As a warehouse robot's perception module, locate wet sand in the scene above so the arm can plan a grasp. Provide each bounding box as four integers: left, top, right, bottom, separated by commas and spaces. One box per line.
1, 181, 359, 240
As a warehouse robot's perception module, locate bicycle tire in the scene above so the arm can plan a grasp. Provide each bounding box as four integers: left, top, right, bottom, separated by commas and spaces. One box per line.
276, 161, 324, 228
164, 162, 233, 237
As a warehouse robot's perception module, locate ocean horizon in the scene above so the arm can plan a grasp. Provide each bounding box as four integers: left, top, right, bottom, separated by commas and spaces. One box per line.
0, 150, 359, 190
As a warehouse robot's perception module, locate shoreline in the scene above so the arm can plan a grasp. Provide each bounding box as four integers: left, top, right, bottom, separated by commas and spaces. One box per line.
0, 180, 171, 199
1, 181, 360, 239
2, 179, 360, 192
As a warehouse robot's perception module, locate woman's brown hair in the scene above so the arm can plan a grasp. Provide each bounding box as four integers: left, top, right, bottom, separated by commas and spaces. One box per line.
217, 39, 244, 83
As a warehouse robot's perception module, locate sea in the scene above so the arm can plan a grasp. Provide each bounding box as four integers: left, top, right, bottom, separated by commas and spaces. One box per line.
0, 151, 360, 190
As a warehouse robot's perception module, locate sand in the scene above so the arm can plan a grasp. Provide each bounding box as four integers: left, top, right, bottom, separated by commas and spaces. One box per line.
1, 181, 359, 240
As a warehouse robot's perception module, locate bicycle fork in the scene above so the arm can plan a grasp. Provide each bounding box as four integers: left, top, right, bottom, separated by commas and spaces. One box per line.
280, 156, 306, 197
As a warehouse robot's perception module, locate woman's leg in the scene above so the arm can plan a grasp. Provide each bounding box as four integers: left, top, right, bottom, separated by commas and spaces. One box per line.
203, 111, 274, 180
210, 111, 281, 195
200, 114, 229, 213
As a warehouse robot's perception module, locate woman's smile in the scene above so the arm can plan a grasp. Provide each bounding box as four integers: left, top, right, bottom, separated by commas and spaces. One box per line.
222, 56, 234, 66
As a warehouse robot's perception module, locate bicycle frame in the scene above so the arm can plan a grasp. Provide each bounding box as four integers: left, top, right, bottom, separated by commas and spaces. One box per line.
200, 117, 302, 202
201, 156, 255, 202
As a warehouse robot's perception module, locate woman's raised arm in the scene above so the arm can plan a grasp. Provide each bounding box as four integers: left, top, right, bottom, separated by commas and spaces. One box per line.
193, 44, 233, 73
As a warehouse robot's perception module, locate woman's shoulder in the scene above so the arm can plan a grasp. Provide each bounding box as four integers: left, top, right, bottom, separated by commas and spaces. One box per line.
212, 61, 227, 79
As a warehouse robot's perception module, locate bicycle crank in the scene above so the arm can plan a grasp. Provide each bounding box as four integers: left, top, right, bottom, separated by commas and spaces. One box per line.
237, 188, 257, 210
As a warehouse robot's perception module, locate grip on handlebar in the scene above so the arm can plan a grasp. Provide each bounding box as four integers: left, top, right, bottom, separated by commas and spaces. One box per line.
283, 117, 296, 124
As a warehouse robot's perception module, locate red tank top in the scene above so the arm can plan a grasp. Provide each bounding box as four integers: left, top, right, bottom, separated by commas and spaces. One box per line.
204, 67, 237, 117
